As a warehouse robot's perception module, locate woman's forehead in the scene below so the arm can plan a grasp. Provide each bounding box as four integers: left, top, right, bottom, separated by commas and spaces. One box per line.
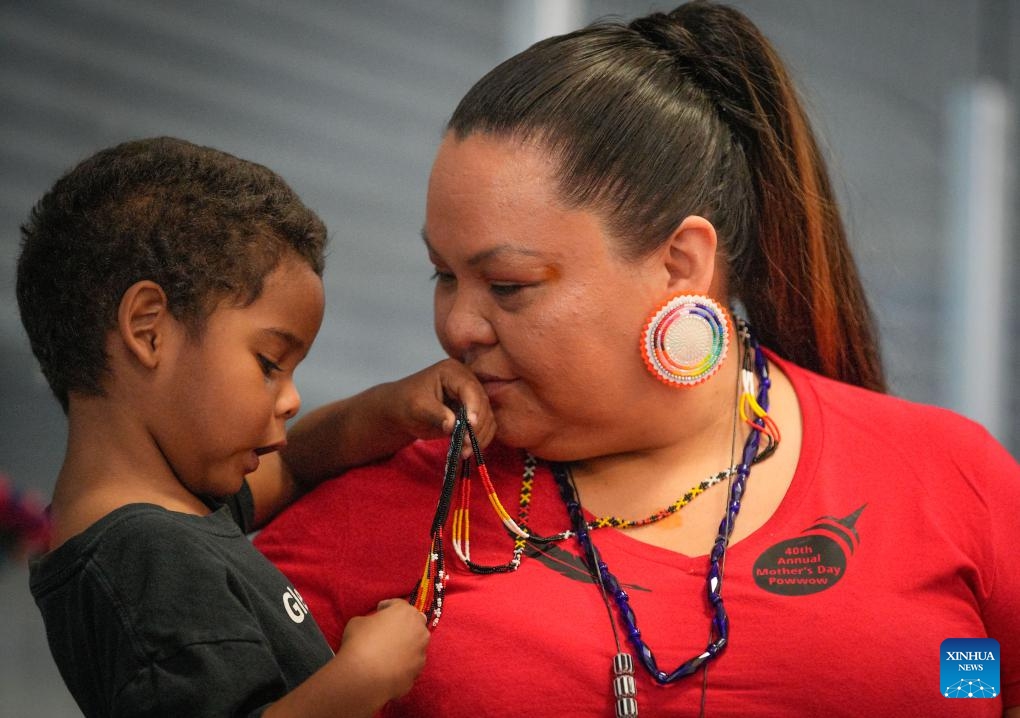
424, 134, 628, 265
429, 134, 560, 198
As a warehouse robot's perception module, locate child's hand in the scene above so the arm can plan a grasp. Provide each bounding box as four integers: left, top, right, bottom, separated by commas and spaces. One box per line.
384, 359, 495, 455
276, 359, 496, 494
340, 599, 430, 701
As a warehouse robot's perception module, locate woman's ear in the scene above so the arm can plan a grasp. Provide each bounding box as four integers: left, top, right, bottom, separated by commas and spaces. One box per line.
660, 215, 719, 294
117, 280, 171, 369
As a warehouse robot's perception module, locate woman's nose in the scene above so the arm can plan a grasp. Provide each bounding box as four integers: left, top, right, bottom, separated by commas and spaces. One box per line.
436, 290, 497, 357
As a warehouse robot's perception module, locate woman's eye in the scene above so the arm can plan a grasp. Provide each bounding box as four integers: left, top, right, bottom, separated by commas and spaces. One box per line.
490, 283, 527, 297
430, 269, 455, 285
257, 355, 283, 376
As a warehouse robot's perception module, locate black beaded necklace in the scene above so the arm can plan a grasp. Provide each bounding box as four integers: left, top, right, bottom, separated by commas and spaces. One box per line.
413, 322, 778, 714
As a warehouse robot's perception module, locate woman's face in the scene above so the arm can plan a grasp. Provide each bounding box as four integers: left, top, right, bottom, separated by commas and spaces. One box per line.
424, 133, 672, 460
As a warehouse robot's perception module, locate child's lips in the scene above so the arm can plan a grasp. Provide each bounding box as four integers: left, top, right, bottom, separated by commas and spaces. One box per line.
245, 444, 283, 475
243, 451, 262, 475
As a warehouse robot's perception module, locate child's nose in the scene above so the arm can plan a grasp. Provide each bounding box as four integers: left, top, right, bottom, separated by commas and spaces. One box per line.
277, 378, 301, 421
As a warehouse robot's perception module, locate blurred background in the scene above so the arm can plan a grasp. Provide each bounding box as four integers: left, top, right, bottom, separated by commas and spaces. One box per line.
1, 1, 1016, 714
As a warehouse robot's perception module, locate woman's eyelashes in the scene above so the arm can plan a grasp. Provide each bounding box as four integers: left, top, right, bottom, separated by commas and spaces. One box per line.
430, 268, 455, 285
489, 282, 529, 297
430, 268, 535, 298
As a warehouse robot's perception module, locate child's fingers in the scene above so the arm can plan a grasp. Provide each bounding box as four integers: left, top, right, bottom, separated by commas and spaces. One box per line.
377, 598, 430, 628
435, 361, 496, 453
438, 364, 492, 422
393, 374, 456, 440
472, 409, 496, 449
434, 403, 458, 434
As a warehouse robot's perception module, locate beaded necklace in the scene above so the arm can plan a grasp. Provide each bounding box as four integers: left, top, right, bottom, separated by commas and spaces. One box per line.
523, 462, 742, 534
551, 321, 773, 718
449, 450, 749, 575
449, 324, 777, 576
411, 321, 778, 718
412, 320, 778, 645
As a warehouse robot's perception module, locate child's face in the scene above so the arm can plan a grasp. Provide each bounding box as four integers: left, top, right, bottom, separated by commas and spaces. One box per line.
155, 254, 325, 498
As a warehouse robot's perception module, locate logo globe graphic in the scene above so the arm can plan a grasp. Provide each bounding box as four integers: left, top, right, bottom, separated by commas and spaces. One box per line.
943, 678, 997, 698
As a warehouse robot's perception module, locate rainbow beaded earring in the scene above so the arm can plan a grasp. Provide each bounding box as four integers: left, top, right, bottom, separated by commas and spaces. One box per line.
640, 294, 730, 387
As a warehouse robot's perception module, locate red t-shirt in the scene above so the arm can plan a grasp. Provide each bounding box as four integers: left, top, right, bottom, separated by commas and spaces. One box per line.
256, 357, 1020, 716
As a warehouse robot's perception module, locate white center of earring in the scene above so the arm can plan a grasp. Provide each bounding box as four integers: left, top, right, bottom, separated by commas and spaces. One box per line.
665, 315, 713, 364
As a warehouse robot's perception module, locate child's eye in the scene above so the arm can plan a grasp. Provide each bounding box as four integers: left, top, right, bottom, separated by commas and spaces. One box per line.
257, 355, 283, 376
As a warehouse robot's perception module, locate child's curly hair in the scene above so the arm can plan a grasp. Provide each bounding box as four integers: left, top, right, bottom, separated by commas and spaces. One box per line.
17, 136, 328, 412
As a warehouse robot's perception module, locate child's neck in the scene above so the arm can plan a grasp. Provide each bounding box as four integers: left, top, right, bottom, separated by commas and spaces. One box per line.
48, 395, 209, 550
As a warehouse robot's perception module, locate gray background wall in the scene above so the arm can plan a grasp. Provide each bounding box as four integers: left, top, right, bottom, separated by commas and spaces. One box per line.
1, 2, 1017, 714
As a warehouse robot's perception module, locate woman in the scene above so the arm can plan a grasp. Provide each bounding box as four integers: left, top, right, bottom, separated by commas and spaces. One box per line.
256, 2, 1020, 715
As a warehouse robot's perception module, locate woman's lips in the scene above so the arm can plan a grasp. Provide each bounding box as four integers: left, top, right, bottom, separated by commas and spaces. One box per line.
476, 373, 516, 401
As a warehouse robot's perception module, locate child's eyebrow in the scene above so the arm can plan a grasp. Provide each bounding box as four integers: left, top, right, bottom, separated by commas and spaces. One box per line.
262, 327, 308, 352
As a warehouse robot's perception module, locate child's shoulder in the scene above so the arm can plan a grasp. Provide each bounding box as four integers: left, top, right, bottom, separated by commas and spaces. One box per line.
29, 500, 329, 715
32, 504, 242, 594
81, 501, 239, 545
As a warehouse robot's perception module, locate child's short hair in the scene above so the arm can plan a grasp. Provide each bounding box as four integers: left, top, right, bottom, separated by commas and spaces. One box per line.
17, 136, 328, 412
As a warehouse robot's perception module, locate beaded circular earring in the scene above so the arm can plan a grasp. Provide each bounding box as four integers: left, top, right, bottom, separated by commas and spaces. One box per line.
640, 294, 730, 387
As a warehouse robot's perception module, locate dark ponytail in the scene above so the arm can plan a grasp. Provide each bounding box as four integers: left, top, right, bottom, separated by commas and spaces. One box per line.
448, 1, 885, 392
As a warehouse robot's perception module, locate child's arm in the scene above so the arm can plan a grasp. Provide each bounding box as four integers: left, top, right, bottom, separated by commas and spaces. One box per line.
263, 599, 429, 718
247, 358, 494, 527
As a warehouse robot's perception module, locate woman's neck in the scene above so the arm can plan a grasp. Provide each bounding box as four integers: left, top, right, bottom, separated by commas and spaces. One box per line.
576, 346, 743, 475
561, 352, 801, 556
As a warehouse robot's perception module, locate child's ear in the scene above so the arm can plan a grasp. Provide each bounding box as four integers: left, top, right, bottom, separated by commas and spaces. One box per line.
659, 215, 719, 294
117, 280, 171, 369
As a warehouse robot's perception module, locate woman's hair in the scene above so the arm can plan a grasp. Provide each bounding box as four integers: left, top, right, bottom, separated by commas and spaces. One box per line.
17, 136, 328, 412
447, 1, 885, 392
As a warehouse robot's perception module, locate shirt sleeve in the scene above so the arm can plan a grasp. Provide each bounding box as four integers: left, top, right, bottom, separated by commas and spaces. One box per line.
254, 477, 352, 647
112, 639, 282, 717
971, 430, 1020, 708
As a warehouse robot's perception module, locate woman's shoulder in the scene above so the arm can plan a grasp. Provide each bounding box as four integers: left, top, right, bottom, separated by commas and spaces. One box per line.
263, 438, 526, 529
775, 353, 1017, 476
317, 438, 525, 491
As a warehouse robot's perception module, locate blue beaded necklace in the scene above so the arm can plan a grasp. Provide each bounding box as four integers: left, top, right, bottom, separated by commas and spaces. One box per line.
551, 322, 773, 693
414, 322, 777, 715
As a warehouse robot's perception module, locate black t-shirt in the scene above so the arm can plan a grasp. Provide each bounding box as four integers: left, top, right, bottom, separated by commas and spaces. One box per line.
29, 486, 334, 717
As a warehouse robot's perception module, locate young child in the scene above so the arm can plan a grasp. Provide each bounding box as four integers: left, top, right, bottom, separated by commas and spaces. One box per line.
16, 136, 494, 717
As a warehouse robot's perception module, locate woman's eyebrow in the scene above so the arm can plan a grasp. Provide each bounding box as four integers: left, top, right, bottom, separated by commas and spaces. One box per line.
421, 231, 545, 267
